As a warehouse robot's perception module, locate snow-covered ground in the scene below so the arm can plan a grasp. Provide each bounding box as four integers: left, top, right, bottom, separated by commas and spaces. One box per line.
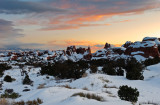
1, 63, 160, 105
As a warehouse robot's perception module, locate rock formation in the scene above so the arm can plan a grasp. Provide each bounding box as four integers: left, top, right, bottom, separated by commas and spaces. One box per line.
122, 41, 133, 48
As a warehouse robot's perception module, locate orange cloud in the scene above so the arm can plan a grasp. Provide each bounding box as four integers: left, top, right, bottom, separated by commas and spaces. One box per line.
47, 39, 105, 52
16, 0, 160, 30
41, 24, 108, 30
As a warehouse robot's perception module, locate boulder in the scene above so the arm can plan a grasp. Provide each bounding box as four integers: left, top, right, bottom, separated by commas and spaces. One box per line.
125, 41, 160, 58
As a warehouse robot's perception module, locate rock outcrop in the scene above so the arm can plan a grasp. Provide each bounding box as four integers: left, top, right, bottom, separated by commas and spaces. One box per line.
66, 46, 76, 56
65, 46, 92, 60
112, 47, 126, 55
104, 43, 111, 49
93, 42, 126, 58
122, 41, 133, 48
125, 41, 160, 58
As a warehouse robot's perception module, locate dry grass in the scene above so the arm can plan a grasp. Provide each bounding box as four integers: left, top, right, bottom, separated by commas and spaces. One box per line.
139, 101, 159, 105
105, 90, 112, 95
37, 83, 46, 89
103, 84, 118, 89
82, 73, 88, 78
98, 77, 110, 83
82, 87, 89, 91
60, 84, 73, 89
14, 98, 43, 105
0, 98, 14, 105
72, 92, 104, 102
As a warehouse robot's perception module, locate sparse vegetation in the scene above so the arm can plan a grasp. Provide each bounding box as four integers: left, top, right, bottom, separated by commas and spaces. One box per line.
1, 91, 20, 99
139, 101, 159, 105
82, 87, 89, 91
37, 83, 46, 89
14, 98, 43, 105
72, 92, 104, 101
61, 84, 72, 89
0, 98, 12, 105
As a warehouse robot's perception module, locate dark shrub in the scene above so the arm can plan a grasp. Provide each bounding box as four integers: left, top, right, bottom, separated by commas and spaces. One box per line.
116, 67, 124, 76
125, 58, 144, 80
4, 75, 12, 82
90, 65, 98, 73
102, 61, 116, 75
40, 60, 87, 79
23, 75, 33, 85
118, 85, 139, 102
72, 92, 104, 101
23, 89, 30, 92
89, 59, 110, 67
5, 89, 13, 94
126, 71, 144, 80
144, 56, 160, 66
116, 58, 126, 68
0, 63, 12, 77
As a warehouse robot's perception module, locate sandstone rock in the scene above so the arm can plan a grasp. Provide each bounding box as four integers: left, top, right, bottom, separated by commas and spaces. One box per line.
104, 43, 111, 49
125, 41, 160, 58
122, 41, 133, 48
66, 46, 92, 60
143, 37, 160, 45
76, 47, 86, 54
66, 46, 76, 56
112, 47, 126, 55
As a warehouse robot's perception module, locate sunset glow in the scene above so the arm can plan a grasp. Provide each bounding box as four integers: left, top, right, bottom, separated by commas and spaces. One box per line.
0, 0, 160, 52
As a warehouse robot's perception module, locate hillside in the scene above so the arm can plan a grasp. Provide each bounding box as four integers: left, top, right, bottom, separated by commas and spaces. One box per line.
0, 62, 160, 105
0, 37, 160, 105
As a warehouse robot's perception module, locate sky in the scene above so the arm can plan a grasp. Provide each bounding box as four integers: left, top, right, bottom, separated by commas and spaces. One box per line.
0, 0, 160, 52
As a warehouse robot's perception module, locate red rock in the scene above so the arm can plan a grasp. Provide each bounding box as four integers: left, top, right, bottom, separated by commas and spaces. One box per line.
142, 37, 158, 42
104, 43, 111, 49
11, 56, 18, 60
112, 47, 125, 55
76, 47, 86, 54
66, 46, 76, 56
122, 41, 133, 48
84, 47, 92, 60
66, 46, 92, 60
37, 52, 43, 56
125, 41, 160, 58
83, 54, 92, 60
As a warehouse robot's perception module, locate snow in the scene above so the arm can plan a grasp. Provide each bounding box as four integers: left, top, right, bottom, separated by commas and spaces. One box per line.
112, 47, 126, 51
131, 51, 144, 55
1, 62, 160, 105
129, 41, 157, 48
133, 55, 146, 61
143, 37, 160, 45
